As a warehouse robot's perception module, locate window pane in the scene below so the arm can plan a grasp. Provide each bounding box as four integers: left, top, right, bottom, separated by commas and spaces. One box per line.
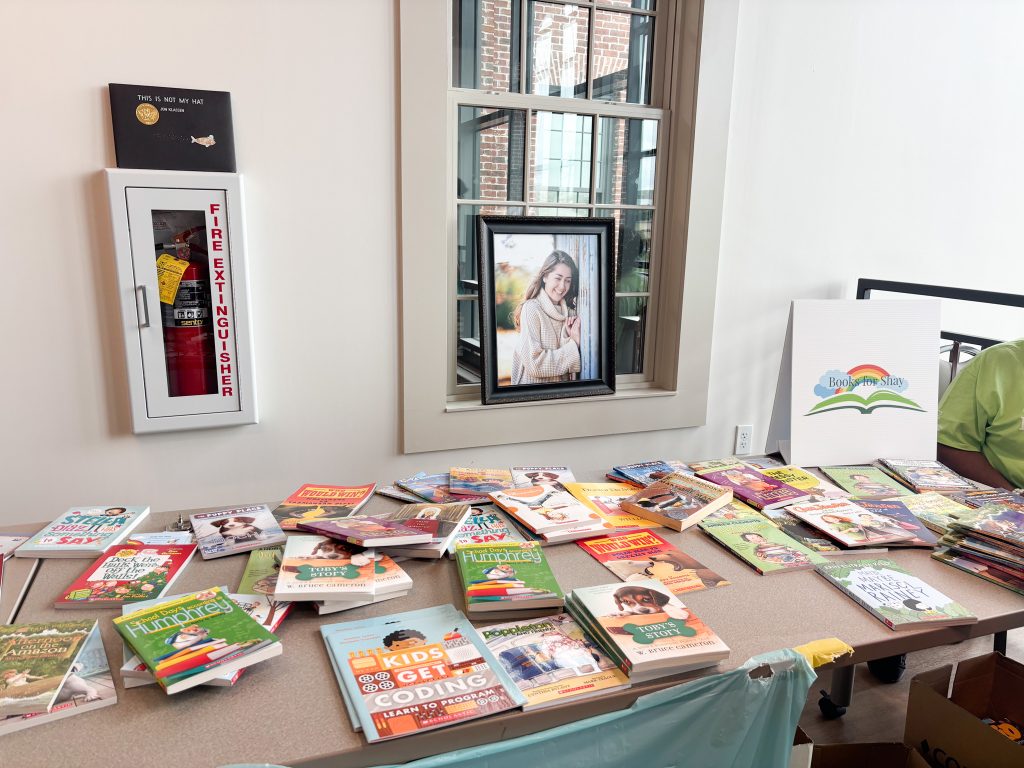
601, 0, 655, 10
458, 107, 526, 201
593, 10, 654, 104
530, 207, 590, 217
457, 298, 482, 384
458, 204, 524, 290
453, 0, 521, 92
595, 117, 657, 206
615, 295, 648, 374
528, 2, 589, 98
530, 111, 593, 203
602, 208, 653, 292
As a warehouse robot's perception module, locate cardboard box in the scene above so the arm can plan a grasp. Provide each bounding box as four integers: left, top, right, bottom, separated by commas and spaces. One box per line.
811, 743, 929, 768
904, 652, 1024, 768
789, 727, 813, 768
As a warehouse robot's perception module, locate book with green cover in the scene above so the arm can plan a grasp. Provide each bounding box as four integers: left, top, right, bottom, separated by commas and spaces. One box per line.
700, 518, 827, 575
816, 558, 977, 631
237, 547, 284, 595
455, 541, 564, 614
818, 466, 914, 500
0, 620, 97, 716
114, 586, 281, 694
899, 492, 970, 535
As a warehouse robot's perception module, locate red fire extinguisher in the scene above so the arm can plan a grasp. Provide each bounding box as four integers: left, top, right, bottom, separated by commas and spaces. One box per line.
160, 227, 218, 397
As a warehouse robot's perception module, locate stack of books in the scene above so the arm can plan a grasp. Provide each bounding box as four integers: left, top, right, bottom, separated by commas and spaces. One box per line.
877, 458, 976, 494
563, 481, 659, 530
445, 509, 529, 557
564, 579, 730, 682
455, 541, 563, 618
448, 467, 515, 496
899, 492, 973, 535
386, 472, 491, 505
933, 503, 1024, 596
618, 472, 732, 531
489, 485, 610, 543
693, 462, 811, 511
364, 503, 473, 558
321, 604, 526, 741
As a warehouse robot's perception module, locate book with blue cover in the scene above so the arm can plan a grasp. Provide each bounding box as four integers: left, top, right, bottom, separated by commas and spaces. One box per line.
15, 506, 150, 559
320, 604, 525, 741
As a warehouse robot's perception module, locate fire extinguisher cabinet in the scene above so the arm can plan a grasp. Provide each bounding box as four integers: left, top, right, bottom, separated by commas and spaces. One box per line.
106, 169, 258, 433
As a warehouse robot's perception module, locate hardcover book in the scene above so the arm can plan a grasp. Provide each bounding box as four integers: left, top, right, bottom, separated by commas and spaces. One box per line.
563, 482, 659, 529
320, 604, 526, 741
816, 558, 977, 631
759, 466, 850, 502
0, 620, 98, 716
578, 530, 729, 593
455, 541, 564, 613
488, 485, 600, 534
368, 503, 473, 558
787, 499, 916, 547
114, 586, 281, 694
695, 466, 810, 511
878, 458, 975, 493
274, 536, 375, 601
15, 506, 150, 559
448, 467, 514, 496
395, 472, 490, 505
271, 483, 376, 530
108, 83, 236, 172
700, 518, 827, 575
619, 473, 732, 531
818, 466, 915, 500
446, 511, 530, 557
297, 517, 431, 548
510, 466, 577, 491
854, 500, 939, 547
55, 541, 197, 608
478, 613, 629, 710
190, 504, 286, 559
611, 460, 692, 487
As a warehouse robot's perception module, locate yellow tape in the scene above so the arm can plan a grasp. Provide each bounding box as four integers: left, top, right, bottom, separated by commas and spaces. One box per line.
793, 638, 854, 668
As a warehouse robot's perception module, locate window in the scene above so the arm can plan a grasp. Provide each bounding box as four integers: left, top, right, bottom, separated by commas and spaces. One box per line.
451, 1, 665, 394
398, 0, 739, 452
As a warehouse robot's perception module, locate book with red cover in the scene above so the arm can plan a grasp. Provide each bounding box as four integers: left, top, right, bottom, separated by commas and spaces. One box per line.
695, 466, 810, 511
271, 483, 376, 530
55, 541, 197, 608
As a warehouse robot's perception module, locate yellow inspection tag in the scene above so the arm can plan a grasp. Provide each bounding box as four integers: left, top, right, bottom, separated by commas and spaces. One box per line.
156, 253, 189, 305
793, 638, 854, 668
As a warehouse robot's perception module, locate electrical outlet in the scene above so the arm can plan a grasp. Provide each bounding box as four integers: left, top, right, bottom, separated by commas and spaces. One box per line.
735, 424, 753, 455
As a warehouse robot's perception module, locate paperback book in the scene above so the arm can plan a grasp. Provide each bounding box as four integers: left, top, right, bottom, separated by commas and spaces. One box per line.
756, 508, 843, 555
271, 483, 376, 530
686, 458, 745, 474
701, 500, 766, 524
694, 466, 810, 511
563, 482, 659, 529
448, 467, 514, 496
114, 586, 282, 693
15, 506, 150, 559
478, 613, 629, 710
0, 620, 98, 716
619, 472, 732, 531
274, 536, 375, 601
191, 504, 286, 559
55, 540, 197, 608
854, 500, 939, 547
700, 518, 827, 575
370, 503, 473, 558
787, 499, 917, 547
320, 604, 526, 741
949, 503, 1024, 549
297, 517, 431, 548
932, 548, 1024, 597
237, 547, 284, 595
898, 493, 971, 535
0, 536, 29, 560
455, 541, 564, 614
446, 511, 530, 557
505, 516, 616, 546
578, 530, 729, 593
375, 485, 425, 504
816, 558, 977, 631
511, 466, 576, 491
878, 458, 975, 493
759, 466, 850, 502
818, 466, 915, 500
949, 489, 1024, 511
611, 460, 692, 487
395, 472, 490, 505
489, 485, 600, 534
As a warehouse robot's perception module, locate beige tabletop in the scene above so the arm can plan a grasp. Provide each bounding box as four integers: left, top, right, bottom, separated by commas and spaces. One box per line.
3, 497, 1024, 768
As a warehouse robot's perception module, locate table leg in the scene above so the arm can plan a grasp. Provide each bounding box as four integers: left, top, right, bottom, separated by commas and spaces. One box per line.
994, 631, 1008, 655
817, 664, 855, 719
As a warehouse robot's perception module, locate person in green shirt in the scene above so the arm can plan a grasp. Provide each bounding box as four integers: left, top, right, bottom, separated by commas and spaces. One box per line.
937, 338, 1024, 491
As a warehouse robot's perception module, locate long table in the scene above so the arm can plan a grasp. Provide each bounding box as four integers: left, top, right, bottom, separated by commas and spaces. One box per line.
3, 498, 1024, 768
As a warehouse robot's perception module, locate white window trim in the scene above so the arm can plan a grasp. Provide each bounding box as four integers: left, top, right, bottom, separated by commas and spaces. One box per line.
399, 0, 739, 453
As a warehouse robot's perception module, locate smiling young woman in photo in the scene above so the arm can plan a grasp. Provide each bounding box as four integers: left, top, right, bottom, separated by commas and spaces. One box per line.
510, 250, 582, 385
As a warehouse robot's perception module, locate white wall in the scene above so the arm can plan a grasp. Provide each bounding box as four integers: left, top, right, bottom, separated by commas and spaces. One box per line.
3, 0, 1022, 522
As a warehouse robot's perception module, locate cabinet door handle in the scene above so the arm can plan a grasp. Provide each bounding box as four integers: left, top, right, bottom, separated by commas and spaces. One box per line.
136, 286, 151, 328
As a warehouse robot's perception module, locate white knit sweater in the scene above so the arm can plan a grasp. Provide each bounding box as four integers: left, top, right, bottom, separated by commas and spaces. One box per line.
510, 291, 581, 385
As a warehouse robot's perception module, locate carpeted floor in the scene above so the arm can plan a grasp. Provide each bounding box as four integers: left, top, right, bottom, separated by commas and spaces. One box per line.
798, 628, 1024, 745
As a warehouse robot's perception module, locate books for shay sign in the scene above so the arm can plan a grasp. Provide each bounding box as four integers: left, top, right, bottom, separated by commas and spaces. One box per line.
767, 299, 941, 467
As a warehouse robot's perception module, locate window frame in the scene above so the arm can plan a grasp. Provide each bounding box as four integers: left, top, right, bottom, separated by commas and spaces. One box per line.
399, 0, 740, 452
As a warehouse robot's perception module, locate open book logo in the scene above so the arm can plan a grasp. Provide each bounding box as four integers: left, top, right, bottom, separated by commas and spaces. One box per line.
806, 364, 922, 416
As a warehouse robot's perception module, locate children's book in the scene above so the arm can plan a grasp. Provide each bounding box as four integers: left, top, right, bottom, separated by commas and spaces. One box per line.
787, 499, 916, 547
741, 455, 788, 470
448, 467, 514, 496
125, 531, 195, 546
578, 530, 729, 594
190, 504, 286, 559
878, 458, 975, 493
237, 547, 284, 595
375, 485, 425, 504
619, 473, 732, 531
14, 506, 150, 559
694, 466, 810, 511
854, 500, 939, 547
566, 580, 729, 680
446, 511, 530, 557
949, 488, 1024, 511
395, 472, 490, 505
314, 588, 410, 616
700, 517, 827, 575
686, 457, 745, 474
115, 586, 281, 694
948, 503, 1024, 549
932, 548, 1024, 597
368, 503, 473, 558
611, 460, 693, 487
274, 536, 376, 601
751, 508, 844, 555
0, 536, 29, 560
701, 500, 766, 524
478, 613, 630, 710
0, 621, 115, 733
510, 466, 576, 491
488, 485, 600, 534
816, 559, 977, 631
320, 604, 526, 741
818, 466, 915, 500
271, 483, 376, 530
55, 541, 197, 608
0, 620, 99, 716
759, 466, 850, 502
297, 517, 431, 548
455, 541, 564, 614
563, 482, 659, 529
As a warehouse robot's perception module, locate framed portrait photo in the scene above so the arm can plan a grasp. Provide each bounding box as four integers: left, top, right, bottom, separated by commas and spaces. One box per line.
477, 216, 616, 405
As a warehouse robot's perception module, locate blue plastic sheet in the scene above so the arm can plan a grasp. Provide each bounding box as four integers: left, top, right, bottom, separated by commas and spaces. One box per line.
370, 649, 816, 768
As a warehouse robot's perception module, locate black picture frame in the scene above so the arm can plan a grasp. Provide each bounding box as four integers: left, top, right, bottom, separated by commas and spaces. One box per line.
477, 215, 616, 405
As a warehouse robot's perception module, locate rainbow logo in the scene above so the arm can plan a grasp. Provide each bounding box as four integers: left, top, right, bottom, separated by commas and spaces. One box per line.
807, 363, 922, 416
833, 364, 891, 394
